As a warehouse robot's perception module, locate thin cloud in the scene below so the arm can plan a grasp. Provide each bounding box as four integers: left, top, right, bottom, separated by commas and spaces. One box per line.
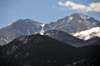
59, 8, 66, 11
52, 5, 56, 8
58, 1, 100, 12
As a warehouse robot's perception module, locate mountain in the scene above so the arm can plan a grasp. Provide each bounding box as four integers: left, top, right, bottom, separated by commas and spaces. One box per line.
44, 30, 88, 47
1, 34, 100, 66
0, 19, 43, 46
1, 34, 78, 66
86, 37, 100, 44
0, 13, 100, 46
44, 13, 100, 34
73, 27, 100, 40
94, 38, 100, 45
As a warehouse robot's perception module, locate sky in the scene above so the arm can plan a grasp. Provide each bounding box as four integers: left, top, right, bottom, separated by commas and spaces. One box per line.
0, 0, 100, 29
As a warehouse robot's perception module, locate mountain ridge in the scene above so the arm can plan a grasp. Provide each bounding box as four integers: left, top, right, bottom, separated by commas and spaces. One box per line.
44, 30, 89, 47
0, 13, 100, 46
1, 34, 100, 66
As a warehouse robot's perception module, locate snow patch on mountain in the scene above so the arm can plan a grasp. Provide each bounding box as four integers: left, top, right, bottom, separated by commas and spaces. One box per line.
27, 30, 31, 35
79, 20, 82, 23
4, 23, 12, 28
67, 16, 73, 22
69, 16, 73, 21
41, 24, 45, 27
73, 27, 100, 40
79, 14, 90, 19
7, 23, 12, 26
40, 24, 45, 35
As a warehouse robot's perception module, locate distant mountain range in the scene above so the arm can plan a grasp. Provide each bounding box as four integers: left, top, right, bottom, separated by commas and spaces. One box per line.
1, 12, 100, 66
1, 34, 100, 66
0, 13, 100, 46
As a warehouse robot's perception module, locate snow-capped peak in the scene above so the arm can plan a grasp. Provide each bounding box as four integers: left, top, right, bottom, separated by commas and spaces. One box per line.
73, 27, 100, 40
40, 24, 45, 35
